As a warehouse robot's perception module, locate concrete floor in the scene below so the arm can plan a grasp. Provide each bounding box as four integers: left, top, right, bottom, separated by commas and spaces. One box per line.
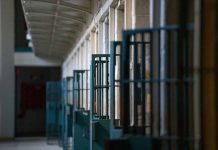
0, 137, 62, 150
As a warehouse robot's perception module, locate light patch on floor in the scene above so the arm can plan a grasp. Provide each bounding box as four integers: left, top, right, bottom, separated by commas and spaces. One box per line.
0, 137, 62, 150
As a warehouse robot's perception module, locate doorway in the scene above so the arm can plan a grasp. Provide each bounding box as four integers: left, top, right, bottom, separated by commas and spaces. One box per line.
15, 66, 61, 137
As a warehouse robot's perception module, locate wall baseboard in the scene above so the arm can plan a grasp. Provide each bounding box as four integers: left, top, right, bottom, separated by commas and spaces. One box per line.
0, 137, 15, 142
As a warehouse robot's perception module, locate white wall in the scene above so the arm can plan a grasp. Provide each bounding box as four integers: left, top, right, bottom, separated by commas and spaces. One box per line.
0, 0, 15, 138
15, 52, 62, 67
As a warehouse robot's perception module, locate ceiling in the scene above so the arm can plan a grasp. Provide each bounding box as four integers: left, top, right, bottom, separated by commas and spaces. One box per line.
21, 0, 92, 60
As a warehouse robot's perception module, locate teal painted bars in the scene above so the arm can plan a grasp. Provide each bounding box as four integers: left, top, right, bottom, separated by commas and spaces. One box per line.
46, 81, 61, 144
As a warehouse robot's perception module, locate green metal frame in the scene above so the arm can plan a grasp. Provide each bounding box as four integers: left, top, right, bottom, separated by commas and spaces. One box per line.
106, 25, 195, 150
109, 41, 123, 139
90, 54, 110, 150
46, 81, 61, 144
118, 25, 195, 149
73, 70, 90, 150
62, 77, 74, 150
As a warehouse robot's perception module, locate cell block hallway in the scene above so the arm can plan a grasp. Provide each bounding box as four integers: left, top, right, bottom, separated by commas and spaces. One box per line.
0, 0, 217, 150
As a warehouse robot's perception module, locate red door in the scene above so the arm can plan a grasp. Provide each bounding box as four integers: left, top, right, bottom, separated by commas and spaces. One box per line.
21, 83, 45, 111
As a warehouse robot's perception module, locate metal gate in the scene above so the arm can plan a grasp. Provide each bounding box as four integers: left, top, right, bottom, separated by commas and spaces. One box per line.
62, 77, 73, 150
105, 26, 197, 150
118, 25, 196, 149
109, 41, 122, 139
90, 54, 110, 150
46, 81, 61, 144
73, 70, 90, 150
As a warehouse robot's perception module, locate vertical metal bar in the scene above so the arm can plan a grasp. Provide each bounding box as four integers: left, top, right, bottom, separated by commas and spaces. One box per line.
158, 30, 161, 136
110, 42, 116, 136
184, 29, 190, 149
98, 59, 101, 116
82, 73, 84, 109
175, 29, 180, 150
86, 71, 88, 110
150, 31, 154, 135
96, 60, 99, 115
99, 58, 102, 116
95, 63, 98, 114
101, 59, 103, 117
76, 73, 78, 109
141, 33, 146, 135
106, 57, 109, 118
76, 73, 81, 108
93, 65, 96, 113
95, 63, 97, 114
171, 30, 181, 149
66, 79, 68, 150
121, 33, 130, 134
165, 30, 171, 149
96, 61, 98, 114
90, 60, 94, 150
63, 81, 67, 147
92, 58, 96, 117
133, 35, 138, 134
90, 59, 93, 119
193, 0, 201, 148
168, 29, 176, 149
71, 76, 74, 148
101, 58, 103, 117
73, 73, 75, 109
64, 78, 67, 150
178, 0, 190, 148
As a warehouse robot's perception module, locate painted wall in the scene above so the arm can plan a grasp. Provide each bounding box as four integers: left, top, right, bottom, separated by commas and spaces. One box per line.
0, 0, 61, 138
15, 52, 62, 67
62, 0, 113, 76
0, 0, 15, 138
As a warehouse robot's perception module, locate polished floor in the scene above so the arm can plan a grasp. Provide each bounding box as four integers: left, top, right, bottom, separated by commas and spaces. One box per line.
0, 137, 62, 150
